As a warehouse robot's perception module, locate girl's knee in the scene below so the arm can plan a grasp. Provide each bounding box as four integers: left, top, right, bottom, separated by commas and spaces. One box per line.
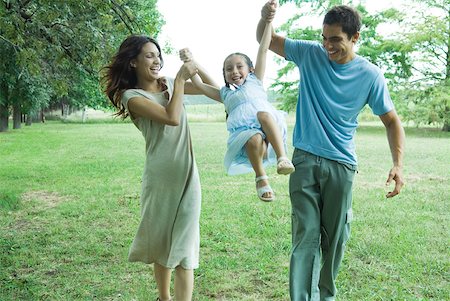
256, 112, 274, 124
257, 111, 271, 123
246, 134, 263, 148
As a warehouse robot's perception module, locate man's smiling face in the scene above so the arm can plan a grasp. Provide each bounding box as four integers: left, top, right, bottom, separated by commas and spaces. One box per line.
322, 23, 359, 64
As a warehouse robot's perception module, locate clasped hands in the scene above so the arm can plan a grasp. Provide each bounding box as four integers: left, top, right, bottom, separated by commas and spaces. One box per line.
261, 0, 277, 22
176, 48, 198, 81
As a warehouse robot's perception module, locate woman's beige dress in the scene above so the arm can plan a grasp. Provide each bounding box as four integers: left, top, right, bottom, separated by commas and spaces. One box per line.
122, 77, 201, 269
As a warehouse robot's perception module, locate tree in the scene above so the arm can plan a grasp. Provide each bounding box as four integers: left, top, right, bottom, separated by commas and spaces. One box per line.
0, 0, 163, 131
391, 0, 449, 130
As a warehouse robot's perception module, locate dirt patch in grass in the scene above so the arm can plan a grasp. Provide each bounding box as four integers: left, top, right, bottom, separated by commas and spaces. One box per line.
6, 191, 68, 232
405, 173, 447, 183
21, 190, 68, 210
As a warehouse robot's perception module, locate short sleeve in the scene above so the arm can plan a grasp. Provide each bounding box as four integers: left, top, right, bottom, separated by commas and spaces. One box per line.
122, 90, 141, 114
367, 72, 394, 116
219, 86, 227, 101
284, 38, 317, 63
246, 73, 263, 88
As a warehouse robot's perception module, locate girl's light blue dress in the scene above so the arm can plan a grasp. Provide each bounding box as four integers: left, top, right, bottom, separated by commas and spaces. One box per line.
220, 73, 288, 175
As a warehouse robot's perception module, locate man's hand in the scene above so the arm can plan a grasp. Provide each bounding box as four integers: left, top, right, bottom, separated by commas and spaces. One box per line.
385, 165, 404, 198
179, 48, 193, 63
261, 0, 277, 22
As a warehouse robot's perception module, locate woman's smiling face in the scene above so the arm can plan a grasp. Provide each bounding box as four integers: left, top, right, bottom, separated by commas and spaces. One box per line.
132, 42, 162, 81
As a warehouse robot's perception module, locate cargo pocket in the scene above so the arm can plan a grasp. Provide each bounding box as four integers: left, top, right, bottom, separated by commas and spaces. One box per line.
343, 208, 353, 244
321, 226, 330, 254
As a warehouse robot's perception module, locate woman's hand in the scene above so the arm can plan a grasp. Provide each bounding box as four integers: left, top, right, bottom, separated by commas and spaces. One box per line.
176, 61, 198, 82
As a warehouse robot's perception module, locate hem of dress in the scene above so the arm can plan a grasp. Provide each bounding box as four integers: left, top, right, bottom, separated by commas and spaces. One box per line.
128, 258, 199, 270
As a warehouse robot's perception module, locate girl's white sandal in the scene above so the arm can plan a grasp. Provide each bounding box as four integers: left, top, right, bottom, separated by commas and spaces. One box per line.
255, 175, 275, 202
277, 156, 295, 175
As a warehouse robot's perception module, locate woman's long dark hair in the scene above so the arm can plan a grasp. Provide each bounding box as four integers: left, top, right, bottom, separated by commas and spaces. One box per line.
101, 35, 163, 118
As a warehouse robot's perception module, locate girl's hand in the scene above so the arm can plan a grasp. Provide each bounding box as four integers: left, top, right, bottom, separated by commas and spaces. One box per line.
179, 48, 193, 63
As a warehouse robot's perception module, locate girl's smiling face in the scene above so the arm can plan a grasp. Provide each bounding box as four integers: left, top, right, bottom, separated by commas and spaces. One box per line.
223, 54, 253, 86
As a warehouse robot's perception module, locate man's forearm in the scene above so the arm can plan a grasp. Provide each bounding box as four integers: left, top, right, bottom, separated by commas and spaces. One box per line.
387, 117, 405, 167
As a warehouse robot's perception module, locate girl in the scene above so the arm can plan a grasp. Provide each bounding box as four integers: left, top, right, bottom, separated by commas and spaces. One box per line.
102, 35, 216, 301
182, 1, 293, 202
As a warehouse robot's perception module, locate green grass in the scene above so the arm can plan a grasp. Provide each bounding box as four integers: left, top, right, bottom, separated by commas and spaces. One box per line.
0, 117, 449, 300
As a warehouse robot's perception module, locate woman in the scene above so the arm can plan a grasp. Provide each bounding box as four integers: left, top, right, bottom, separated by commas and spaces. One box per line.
103, 35, 216, 301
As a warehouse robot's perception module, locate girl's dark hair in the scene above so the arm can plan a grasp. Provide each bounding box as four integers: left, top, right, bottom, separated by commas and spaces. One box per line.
101, 35, 163, 118
323, 5, 361, 40
222, 52, 254, 88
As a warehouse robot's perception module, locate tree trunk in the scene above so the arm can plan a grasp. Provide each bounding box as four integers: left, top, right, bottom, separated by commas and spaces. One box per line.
13, 103, 21, 129
26, 114, 32, 126
41, 109, 46, 123
443, 107, 449, 131
62, 103, 69, 119
0, 102, 8, 132
82, 106, 87, 122
445, 9, 449, 132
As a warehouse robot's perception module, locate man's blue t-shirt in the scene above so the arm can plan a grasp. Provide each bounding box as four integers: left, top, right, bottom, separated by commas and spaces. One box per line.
284, 39, 394, 165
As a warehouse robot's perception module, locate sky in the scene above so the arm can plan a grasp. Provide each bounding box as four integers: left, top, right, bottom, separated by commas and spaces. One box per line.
156, 0, 398, 88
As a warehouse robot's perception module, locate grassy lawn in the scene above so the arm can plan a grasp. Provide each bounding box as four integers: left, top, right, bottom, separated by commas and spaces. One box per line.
0, 112, 449, 300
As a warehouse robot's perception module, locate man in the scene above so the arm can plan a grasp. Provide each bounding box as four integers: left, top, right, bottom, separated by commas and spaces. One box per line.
257, 1, 405, 300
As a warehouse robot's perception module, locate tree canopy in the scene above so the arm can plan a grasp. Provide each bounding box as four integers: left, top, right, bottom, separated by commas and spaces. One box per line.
0, 0, 163, 131
1, 0, 448, 131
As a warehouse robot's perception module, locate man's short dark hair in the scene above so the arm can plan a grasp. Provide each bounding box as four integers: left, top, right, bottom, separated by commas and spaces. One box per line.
323, 5, 361, 39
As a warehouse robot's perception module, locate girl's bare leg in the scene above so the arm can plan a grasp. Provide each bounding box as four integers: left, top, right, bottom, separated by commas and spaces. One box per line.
257, 112, 294, 175
257, 112, 286, 158
245, 134, 272, 199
